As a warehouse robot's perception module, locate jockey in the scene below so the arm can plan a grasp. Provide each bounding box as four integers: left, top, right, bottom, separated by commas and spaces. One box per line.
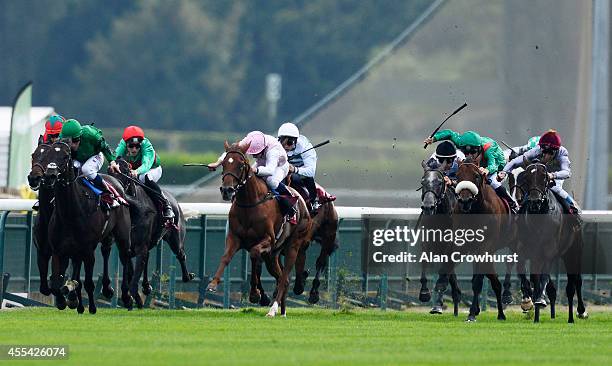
109, 126, 174, 220
209, 131, 297, 222
277, 122, 320, 214
424, 129, 517, 213
500, 129, 580, 215
425, 141, 465, 185
59, 119, 118, 208
39, 114, 65, 145
505, 135, 540, 161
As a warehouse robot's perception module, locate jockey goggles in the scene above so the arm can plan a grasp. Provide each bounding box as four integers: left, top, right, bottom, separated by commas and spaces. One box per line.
280, 136, 297, 146
127, 143, 141, 149
540, 144, 558, 154
460, 145, 481, 154
436, 156, 454, 164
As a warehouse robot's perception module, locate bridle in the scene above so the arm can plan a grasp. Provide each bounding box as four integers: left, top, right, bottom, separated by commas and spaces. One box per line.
421, 169, 448, 209
524, 162, 550, 204
49, 141, 80, 186
221, 150, 251, 192
458, 161, 484, 194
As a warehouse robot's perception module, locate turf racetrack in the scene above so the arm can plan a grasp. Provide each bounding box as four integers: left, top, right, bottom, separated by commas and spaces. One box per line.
0, 307, 610, 365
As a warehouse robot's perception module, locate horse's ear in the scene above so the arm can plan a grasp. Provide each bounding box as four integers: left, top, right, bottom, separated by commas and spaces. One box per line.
224, 140, 230, 151
240, 141, 251, 154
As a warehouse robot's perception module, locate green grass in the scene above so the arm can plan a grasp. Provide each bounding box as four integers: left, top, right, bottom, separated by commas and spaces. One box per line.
0, 308, 610, 366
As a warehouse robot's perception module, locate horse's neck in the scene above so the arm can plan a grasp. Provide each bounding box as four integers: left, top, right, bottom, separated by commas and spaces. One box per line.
439, 188, 454, 214
235, 175, 269, 205
38, 188, 55, 216
54, 180, 86, 220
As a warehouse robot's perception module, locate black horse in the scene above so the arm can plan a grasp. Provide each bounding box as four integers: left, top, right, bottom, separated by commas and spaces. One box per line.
110, 158, 194, 308
42, 142, 134, 313
419, 162, 462, 316
517, 162, 587, 323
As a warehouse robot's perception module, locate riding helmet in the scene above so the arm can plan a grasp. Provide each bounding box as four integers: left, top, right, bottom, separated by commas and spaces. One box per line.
123, 126, 145, 143
539, 129, 561, 150
60, 119, 83, 139
277, 122, 300, 138
45, 114, 65, 135
435, 141, 457, 158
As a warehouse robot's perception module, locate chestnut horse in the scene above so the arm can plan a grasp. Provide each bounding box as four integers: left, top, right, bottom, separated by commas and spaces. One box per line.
454, 158, 515, 322
206, 142, 312, 317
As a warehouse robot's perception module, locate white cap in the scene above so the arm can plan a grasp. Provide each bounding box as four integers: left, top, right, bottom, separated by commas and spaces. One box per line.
277, 122, 300, 138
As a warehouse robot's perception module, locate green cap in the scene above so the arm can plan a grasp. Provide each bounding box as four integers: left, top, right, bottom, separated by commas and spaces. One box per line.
459, 131, 482, 147
60, 119, 82, 139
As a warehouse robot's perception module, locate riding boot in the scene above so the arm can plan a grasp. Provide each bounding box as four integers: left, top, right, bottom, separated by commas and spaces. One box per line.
144, 177, 175, 220
561, 196, 582, 230
494, 186, 517, 214
302, 176, 320, 214
275, 182, 298, 220
91, 174, 118, 209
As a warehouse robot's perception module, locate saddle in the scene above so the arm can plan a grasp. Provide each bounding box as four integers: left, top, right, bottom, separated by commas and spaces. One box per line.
290, 182, 336, 216
81, 178, 128, 209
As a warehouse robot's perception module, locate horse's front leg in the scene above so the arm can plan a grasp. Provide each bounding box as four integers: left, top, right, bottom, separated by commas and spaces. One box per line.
502, 261, 514, 305
419, 263, 432, 303
100, 239, 115, 300
207, 233, 241, 293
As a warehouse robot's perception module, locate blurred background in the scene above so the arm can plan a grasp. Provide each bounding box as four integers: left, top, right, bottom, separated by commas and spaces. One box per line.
1, 0, 610, 208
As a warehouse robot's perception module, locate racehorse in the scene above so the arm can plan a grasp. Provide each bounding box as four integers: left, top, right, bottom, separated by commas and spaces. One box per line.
41, 142, 134, 313
454, 158, 513, 322
28, 144, 115, 308
206, 141, 312, 317
286, 174, 339, 304
419, 162, 462, 316
110, 158, 195, 308
517, 162, 587, 323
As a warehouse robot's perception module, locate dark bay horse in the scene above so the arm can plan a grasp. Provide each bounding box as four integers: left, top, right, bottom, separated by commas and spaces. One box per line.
419, 163, 462, 316
42, 142, 134, 313
110, 158, 194, 308
518, 162, 586, 323
454, 159, 513, 322
286, 175, 339, 304
28, 144, 115, 308
206, 141, 312, 317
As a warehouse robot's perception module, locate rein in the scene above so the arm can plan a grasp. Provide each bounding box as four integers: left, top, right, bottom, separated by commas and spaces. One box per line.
222, 149, 273, 208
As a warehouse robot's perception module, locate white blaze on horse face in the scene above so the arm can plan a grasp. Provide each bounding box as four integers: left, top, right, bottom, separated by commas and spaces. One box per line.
530, 168, 536, 173
228, 157, 234, 164
55, 147, 60, 152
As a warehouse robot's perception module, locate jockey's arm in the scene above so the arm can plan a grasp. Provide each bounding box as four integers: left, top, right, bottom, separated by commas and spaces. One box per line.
255, 149, 282, 177
98, 137, 116, 162
134, 140, 156, 175
115, 139, 127, 159
552, 148, 571, 180
504, 147, 537, 173
432, 129, 461, 145
484, 146, 503, 174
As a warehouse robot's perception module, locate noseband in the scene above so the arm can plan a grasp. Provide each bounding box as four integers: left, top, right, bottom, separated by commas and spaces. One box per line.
524, 163, 550, 200
457, 162, 483, 196
421, 169, 448, 206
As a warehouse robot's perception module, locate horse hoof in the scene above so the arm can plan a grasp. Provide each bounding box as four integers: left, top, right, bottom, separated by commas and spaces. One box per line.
419, 290, 432, 303
122, 295, 134, 310
534, 297, 547, 308
475, 307, 481, 316
134, 294, 143, 309
266, 302, 279, 317
102, 286, 115, 300
259, 293, 271, 307
502, 291, 513, 305
142, 283, 152, 296
577, 311, 589, 319
77, 305, 85, 314
293, 284, 305, 296
521, 298, 534, 311
206, 284, 217, 293
497, 313, 506, 321
249, 291, 261, 304
308, 292, 320, 305
60, 285, 70, 296
67, 298, 79, 310
40, 286, 52, 296
89, 304, 97, 314
55, 297, 66, 310
430, 306, 443, 314
183, 273, 196, 282
466, 315, 477, 322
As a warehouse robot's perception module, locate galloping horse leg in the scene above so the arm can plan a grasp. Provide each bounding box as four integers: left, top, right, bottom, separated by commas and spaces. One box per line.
267, 241, 300, 317
83, 251, 97, 314
566, 273, 576, 323
207, 233, 240, 293
545, 278, 557, 319
419, 264, 432, 303
100, 238, 115, 300
575, 274, 588, 319
518, 272, 533, 311
502, 262, 514, 305
449, 272, 461, 317
37, 246, 52, 296
467, 274, 483, 322
248, 254, 262, 304
129, 244, 148, 309
485, 266, 506, 321
165, 228, 195, 283
431, 273, 448, 314
141, 250, 152, 296
50, 254, 69, 310
293, 243, 309, 296
65, 257, 82, 310
308, 239, 335, 304
532, 273, 543, 323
